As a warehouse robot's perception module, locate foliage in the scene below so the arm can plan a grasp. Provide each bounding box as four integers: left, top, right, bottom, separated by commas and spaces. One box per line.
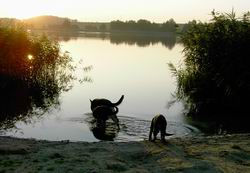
110, 19, 177, 32
0, 25, 75, 129
180, 20, 197, 33
169, 11, 250, 127
161, 19, 178, 32
47, 19, 79, 31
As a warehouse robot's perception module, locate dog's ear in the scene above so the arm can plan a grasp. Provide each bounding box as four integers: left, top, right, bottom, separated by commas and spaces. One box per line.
89, 99, 92, 103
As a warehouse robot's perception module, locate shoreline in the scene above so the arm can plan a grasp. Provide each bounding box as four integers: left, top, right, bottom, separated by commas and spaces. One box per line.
1, 134, 250, 173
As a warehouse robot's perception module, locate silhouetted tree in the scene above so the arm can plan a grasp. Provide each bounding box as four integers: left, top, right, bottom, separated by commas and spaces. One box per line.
0, 25, 75, 129
62, 19, 71, 28
161, 19, 177, 32
181, 20, 197, 33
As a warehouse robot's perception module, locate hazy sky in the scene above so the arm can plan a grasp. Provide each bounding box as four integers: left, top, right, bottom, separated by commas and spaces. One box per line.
0, 0, 249, 23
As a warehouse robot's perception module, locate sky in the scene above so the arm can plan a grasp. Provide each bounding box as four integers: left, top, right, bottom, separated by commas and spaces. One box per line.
0, 0, 249, 23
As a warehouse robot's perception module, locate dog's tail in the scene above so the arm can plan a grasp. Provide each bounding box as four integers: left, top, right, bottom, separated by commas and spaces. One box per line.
112, 95, 124, 106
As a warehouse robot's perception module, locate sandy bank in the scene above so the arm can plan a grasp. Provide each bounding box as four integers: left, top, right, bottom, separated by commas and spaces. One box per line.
0, 134, 250, 173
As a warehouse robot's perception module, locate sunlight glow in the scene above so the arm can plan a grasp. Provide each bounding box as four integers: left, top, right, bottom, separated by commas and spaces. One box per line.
27, 54, 33, 60
0, 0, 249, 22
1, 0, 67, 19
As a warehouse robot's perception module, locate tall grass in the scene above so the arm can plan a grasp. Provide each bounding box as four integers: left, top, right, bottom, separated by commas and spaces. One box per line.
169, 11, 250, 131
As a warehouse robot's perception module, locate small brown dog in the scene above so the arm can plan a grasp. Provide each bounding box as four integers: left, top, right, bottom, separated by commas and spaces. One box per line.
149, 114, 171, 142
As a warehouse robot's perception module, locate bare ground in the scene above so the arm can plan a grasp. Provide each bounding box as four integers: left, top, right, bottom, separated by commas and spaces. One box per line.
0, 134, 250, 173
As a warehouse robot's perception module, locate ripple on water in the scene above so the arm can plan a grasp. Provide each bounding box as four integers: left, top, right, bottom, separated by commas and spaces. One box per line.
69, 113, 201, 142
115, 115, 200, 142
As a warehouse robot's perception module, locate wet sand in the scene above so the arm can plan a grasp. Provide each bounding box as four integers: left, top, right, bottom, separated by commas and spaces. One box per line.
0, 134, 250, 173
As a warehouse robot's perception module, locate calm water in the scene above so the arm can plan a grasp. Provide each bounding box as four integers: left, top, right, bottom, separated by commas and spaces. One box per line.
1, 32, 200, 141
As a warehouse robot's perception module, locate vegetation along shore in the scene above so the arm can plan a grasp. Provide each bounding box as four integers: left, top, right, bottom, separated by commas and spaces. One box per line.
1, 10, 250, 173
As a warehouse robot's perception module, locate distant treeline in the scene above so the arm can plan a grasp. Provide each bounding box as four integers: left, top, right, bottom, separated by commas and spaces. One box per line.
110, 19, 177, 32
47, 19, 79, 31
0, 16, 192, 33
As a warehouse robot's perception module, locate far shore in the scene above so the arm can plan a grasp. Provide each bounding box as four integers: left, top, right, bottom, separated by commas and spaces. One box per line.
1, 134, 250, 173
30, 28, 179, 37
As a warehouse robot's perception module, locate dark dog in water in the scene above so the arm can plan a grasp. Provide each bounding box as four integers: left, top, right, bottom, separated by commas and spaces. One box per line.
90, 95, 124, 111
90, 95, 124, 127
149, 114, 172, 142
92, 105, 119, 125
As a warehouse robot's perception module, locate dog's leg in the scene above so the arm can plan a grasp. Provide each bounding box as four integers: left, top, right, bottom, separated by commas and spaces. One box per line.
160, 124, 167, 141
153, 129, 159, 141
149, 120, 154, 141
110, 114, 120, 129
160, 130, 166, 142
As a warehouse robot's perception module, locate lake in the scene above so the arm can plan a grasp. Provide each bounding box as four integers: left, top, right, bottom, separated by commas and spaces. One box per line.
1, 32, 200, 142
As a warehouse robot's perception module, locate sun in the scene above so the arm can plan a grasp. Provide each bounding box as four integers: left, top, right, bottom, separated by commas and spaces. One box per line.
2, 0, 54, 19
27, 54, 34, 60
11, 11, 40, 20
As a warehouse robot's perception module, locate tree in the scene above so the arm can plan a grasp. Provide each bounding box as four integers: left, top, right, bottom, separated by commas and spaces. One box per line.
110, 20, 124, 30
181, 20, 197, 33
136, 19, 152, 30
62, 19, 71, 28
0, 25, 75, 129
161, 18, 177, 32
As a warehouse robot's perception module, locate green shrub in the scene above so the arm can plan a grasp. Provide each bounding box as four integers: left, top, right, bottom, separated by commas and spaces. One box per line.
170, 11, 250, 128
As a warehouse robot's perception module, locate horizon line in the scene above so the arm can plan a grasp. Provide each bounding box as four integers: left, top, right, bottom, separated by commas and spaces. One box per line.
1, 14, 193, 24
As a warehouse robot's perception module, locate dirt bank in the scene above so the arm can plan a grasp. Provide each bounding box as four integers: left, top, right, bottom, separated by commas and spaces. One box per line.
0, 134, 250, 173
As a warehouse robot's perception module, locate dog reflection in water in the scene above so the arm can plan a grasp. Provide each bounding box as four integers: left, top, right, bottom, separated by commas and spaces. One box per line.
91, 123, 119, 141
89, 105, 120, 141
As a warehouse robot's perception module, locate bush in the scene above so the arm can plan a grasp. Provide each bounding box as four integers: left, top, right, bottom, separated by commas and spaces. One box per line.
0, 25, 75, 129
169, 11, 250, 129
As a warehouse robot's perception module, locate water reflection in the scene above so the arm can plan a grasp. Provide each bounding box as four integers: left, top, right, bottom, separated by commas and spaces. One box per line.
36, 31, 176, 49
0, 47, 75, 131
37, 31, 109, 42
110, 33, 176, 49
85, 114, 119, 141
91, 123, 119, 141
1, 31, 191, 141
